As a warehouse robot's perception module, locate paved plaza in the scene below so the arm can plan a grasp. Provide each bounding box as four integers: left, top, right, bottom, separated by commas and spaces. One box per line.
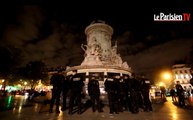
0, 95, 193, 120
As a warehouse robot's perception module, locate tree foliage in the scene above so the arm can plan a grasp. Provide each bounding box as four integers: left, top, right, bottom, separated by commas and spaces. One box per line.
0, 46, 23, 85
19, 60, 49, 88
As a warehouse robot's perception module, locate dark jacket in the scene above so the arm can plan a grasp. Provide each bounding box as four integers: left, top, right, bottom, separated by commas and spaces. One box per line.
88, 79, 100, 96
50, 73, 64, 91
69, 73, 84, 92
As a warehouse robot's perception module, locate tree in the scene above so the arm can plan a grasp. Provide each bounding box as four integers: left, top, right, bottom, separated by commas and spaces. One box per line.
21, 60, 48, 88
0, 46, 23, 86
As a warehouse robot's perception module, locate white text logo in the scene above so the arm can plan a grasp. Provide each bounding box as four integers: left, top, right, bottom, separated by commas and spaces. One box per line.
154, 12, 190, 22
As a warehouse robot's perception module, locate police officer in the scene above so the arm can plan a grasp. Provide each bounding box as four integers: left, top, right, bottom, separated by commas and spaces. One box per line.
140, 79, 153, 112
61, 74, 69, 111
129, 77, 140, 113
105, 74, 120, 114
49, 70, 64, 113
122, 75, 131, 111
123, 75, 133, 112
114, 75, 125, 112
68, 70, 84, 115
88, 74, 103, 112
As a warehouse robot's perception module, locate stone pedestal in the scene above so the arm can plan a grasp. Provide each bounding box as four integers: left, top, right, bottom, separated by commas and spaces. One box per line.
65, 20, 132, 94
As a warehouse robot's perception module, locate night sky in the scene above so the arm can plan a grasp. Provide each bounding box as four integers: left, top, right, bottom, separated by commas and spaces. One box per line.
0, 1, 193, 79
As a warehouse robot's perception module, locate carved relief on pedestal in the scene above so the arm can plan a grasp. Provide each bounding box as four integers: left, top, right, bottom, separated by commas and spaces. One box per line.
81, 38, 103, 66
81, 21, 130, 69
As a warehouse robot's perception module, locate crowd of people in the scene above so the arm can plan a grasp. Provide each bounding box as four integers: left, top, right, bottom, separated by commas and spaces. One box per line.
49, 70, 153, 115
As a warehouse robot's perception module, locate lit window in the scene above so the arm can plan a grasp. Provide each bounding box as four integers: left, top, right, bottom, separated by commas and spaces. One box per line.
181, 74, 184, 79
176, 75, 178, 79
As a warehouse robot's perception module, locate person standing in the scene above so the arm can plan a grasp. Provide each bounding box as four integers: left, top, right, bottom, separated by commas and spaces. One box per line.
123, 76, 133, 112
176, 82, 185, 107
140, 79, 153, 112
105, 74, 120, 114
160, 86, 166, 100
61, 74, 70, 111
119, 78, 127, 112
49, 70, 64, 113
129, 78, 140, 113
68, 70, 84, 115
87, 74, 103, 112
170, 87, 177, 102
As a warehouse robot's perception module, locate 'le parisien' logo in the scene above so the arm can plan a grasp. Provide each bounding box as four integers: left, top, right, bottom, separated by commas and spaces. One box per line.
154, 12, 191, 22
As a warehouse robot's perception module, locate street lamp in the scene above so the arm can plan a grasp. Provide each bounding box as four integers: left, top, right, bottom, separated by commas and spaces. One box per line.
158, 71, 172, 88
162, 72, 171, 80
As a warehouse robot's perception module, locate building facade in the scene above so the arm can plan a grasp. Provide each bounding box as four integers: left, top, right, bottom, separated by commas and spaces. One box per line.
172, 64, 192, 89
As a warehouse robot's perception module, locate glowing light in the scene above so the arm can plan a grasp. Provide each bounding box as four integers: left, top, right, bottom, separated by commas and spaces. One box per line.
162, 72, 171, 80
18, 106, 22, 113
24, 82, 27, 85
172, 112, 177, 119
175, 75, 178, 79
6, 96, 13, 108
159, 82, 165, 86
180, 74, 184, 79
24, 92, 29, 99
2, 79, 5, 82
13, 108, 16, 113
